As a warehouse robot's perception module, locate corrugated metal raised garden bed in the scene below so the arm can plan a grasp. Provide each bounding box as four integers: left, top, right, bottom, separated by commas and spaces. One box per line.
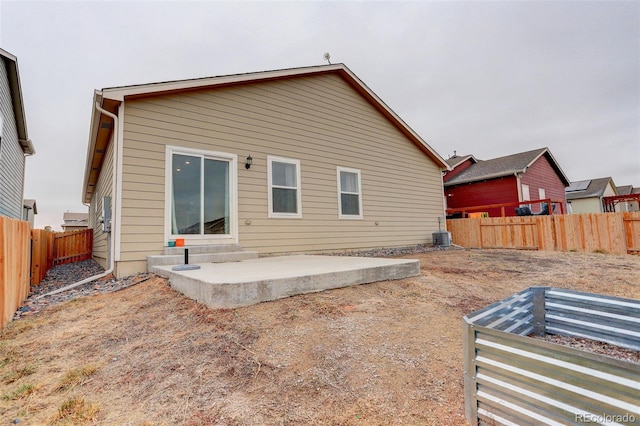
463, 287, 640, 425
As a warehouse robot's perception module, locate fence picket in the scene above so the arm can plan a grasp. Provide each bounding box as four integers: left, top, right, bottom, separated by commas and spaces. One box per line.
0, 217, 31, 328
624, 212, 640, 252
0, 221, 94, 329
30, 229, 93, 285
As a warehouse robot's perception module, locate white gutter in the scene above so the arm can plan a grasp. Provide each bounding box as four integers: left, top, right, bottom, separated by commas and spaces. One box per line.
37, 99, 118, 299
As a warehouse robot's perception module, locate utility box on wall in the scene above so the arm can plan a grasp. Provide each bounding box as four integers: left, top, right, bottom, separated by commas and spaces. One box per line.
102, 196, 112, 233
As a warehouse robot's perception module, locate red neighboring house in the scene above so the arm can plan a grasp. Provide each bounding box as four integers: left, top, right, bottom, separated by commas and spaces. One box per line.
443, 147, 570, 217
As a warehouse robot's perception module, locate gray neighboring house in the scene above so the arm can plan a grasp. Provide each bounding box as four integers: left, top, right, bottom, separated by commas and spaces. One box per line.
0, 48, 35, 219
62, 212, 89, 231
565, 177, 618, 213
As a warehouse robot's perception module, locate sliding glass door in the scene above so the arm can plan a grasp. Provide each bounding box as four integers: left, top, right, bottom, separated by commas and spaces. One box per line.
170, 151, 232, 237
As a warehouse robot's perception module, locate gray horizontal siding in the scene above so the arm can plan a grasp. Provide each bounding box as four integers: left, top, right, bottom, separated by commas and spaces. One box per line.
0, 58, 25, 219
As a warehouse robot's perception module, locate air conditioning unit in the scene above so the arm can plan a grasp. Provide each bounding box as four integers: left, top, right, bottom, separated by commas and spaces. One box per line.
432, 230, 452, 247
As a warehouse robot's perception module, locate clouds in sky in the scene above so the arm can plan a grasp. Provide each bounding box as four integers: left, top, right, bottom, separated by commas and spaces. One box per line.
1, 1, 638, 229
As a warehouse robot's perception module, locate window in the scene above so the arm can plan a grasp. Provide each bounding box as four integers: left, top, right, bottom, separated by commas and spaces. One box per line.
337, 167, 362, 219
268, 156, 301, 218
538, 188, 548, 214
522, 184, 530, 201
538, 188, 546, 200
521, 183, 531, 209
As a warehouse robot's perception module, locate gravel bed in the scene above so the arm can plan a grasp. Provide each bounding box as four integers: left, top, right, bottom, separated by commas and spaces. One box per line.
330, 243, 461, 257
14, 259, 152, 320
13, 244, 455, 320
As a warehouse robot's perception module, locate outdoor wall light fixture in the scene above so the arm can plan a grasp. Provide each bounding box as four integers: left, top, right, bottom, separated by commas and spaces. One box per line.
245, 155, 253, 169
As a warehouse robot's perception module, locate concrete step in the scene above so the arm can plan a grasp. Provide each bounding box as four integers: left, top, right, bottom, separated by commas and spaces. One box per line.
148, 250, 259, 268
162, 244, 244, 256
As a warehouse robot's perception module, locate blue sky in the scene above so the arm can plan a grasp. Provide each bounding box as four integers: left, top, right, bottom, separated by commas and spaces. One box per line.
1, 1, 638, 229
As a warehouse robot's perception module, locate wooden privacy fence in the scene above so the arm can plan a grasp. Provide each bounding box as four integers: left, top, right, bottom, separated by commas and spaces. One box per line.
0, 216, 31, 329
31, 228, 93, 286
1, 224, 93, 328
447, 211, 640, 254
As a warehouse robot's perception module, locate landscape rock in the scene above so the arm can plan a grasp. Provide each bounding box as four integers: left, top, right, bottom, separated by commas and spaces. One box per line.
13, 259, 151, 320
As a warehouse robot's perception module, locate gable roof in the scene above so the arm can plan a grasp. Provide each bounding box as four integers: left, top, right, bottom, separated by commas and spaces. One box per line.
62, 212, 89, 228
83, 63, 448, 203
444, 147, 570, 187
444, 154, 477, 169
0, 48, 34, 155
565, 177, 617, 200
616, 185, 633, 196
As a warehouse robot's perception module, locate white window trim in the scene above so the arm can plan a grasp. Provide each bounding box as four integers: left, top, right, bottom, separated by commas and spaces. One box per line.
522, 183, 531, 208
337, 166, 363, 219
538, 188, 546, 200
164, 145, 238, 244
268, 155, 302, 218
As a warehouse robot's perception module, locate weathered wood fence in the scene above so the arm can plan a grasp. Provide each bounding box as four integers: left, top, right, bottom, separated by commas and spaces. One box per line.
447, 211, 640, 254
1, 220, 93, 328
31, 228, 93, 285
0, 217, 31, 328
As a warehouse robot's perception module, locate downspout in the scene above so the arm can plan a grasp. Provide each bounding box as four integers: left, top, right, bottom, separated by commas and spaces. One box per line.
37, 100, 118, 298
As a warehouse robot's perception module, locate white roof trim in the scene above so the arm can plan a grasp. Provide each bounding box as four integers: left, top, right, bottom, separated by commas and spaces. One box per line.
84, 64, 450, 203
101, 64, 347, 101
96, 63, 448, 169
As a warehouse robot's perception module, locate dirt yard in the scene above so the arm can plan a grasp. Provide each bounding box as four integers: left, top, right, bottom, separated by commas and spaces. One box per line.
1, 249, 639, 425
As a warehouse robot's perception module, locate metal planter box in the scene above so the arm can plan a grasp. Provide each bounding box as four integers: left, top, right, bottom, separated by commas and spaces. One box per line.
463, 287, 640, 425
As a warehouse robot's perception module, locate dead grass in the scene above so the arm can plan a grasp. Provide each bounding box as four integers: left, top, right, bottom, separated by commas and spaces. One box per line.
2, 383, 40, 401
49, 397, 100, 425
54, 365, 98, 393
2, 365, 36, 385
0, 249, 638, 425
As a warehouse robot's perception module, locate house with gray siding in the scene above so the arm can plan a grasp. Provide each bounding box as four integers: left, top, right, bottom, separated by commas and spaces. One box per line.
83, 64, 449, 277
0, 48, 34, 220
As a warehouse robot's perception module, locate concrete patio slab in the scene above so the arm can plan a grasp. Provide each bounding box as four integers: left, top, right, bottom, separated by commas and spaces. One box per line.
150, 255, 420, 309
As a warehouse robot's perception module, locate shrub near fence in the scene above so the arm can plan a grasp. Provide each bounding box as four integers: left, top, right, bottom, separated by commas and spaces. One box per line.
447, 211, 640, 254
0, 216, 31, 329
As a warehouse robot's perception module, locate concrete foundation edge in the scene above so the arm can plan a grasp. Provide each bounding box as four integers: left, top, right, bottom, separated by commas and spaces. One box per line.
154, 261, 419, 309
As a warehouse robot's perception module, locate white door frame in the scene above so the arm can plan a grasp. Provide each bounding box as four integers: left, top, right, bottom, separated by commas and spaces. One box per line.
164, 145, 238, 246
